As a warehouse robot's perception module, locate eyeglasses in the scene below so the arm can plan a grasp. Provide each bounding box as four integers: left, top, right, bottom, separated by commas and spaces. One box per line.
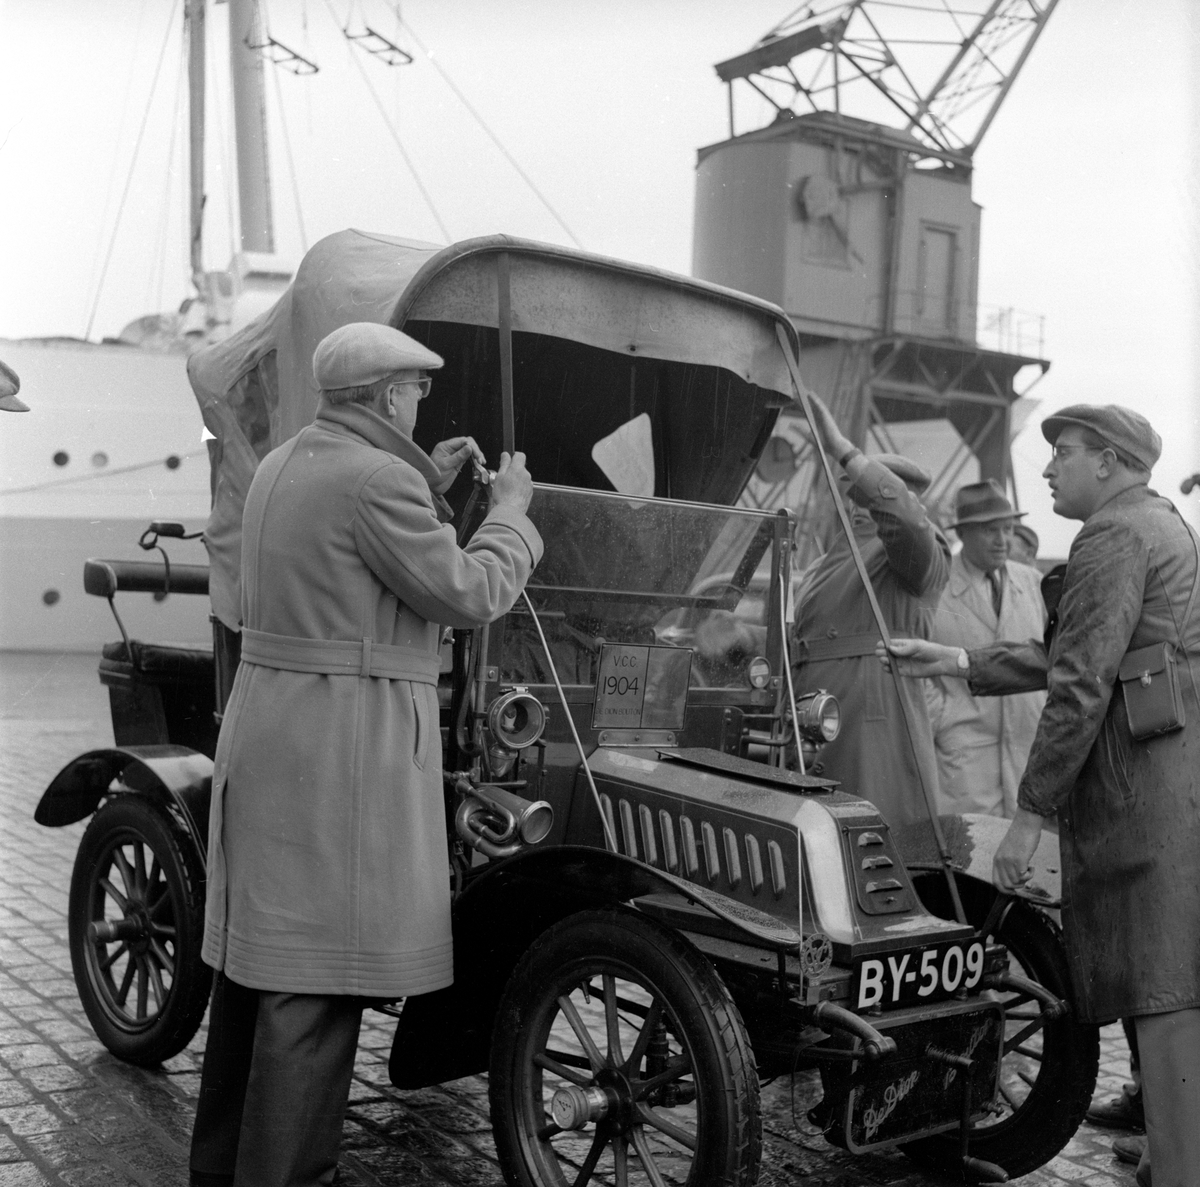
396, 376, 432, 399
1050, 444, 1103, 461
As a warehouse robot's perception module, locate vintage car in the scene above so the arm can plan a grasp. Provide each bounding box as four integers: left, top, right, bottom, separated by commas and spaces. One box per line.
36, 231, 1098, 1186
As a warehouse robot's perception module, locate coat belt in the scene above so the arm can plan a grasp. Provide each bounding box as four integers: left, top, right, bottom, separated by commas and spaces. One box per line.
240, 628, 440, 684
794, 632, 881, 662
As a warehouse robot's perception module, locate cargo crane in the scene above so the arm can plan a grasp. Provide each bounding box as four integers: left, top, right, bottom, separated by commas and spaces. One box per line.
692, 0, 1060, 547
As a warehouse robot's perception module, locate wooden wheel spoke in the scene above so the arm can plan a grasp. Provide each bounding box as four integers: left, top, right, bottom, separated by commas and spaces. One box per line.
623, 999, 664, 1074
112, 848, 137, 899
634, 1055, 691, 1097
150, 922, 176, 938
612, 1133, 629, 1187
1017, 1067, 1036, 1088
146, 958, 166, 1010
570, 1127, 608, 1187
998, 1079, 1023, 1109
635, 1102, 697, 1151
149, 938, 175, 977
1013, 1042, 1043, 1061
146, 855, 160, 897
630, 1125, 670, 1187
99, 942, 129, 973
536, 1116, 563, 1140
133, 843, 148, 894
99, 876, 128, 911
135, 957, 149, 1016
557, 995, 607, 1072
1004, 1016, 1046, 1053
534, 1051, 593, 1087
115, 955, 137, 1006
602, 974, 625, 1066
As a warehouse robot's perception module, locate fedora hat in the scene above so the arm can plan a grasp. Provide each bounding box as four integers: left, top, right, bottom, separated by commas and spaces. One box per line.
948, 479, 1026, 529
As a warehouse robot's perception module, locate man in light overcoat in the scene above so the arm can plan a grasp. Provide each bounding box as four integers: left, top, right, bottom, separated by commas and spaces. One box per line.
189, 322, 543, 1187
926, 480, 1046, 817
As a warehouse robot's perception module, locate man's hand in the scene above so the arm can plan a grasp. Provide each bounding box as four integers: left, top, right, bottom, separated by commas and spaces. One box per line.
490, 451, 533, 515
802, 392, 854, 462
993, 809, 1045, 893
876, 637, 964, 678
430, 436, 486, 494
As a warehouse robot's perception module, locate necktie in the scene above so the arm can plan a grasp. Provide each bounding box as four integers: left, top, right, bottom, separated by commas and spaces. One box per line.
988, 569, 1003, 617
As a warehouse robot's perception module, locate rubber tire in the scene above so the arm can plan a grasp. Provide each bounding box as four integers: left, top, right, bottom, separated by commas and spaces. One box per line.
68, 795, 212, 1066
903, 876, 1099, 1178
489, 906, 761, 1187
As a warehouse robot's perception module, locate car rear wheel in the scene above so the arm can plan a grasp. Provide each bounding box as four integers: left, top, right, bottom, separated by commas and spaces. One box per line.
489, 906, 761, 1187
68, 795, 211, 1066
905, 875, 1099, 1178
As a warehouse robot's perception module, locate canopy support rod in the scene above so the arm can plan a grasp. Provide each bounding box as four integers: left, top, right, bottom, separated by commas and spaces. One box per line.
774, 323, 966, 926
497, 253, 516, 454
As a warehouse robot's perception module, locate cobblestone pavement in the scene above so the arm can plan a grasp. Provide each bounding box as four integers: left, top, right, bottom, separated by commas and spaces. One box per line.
0, 651, 1142, 1187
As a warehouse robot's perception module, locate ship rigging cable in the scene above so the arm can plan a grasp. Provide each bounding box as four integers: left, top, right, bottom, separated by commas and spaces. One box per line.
84, 0, 182, 342
0, 450, 208, 499
321, 0, 451, 242
396, 10, 584, 250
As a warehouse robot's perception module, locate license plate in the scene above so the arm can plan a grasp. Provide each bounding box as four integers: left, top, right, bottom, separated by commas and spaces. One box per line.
853, 940, 986, 1010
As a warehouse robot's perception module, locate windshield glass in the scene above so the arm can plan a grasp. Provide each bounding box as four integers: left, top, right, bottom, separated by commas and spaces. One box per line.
500, 485, 782, 690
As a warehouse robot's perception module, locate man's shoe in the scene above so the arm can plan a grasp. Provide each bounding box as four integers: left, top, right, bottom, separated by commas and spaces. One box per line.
1087, 1089, 1145, 1131
1112, 1135, 1146, 1167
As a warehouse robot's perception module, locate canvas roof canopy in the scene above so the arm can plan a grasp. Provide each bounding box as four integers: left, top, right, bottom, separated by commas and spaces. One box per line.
189, 228, 799, 630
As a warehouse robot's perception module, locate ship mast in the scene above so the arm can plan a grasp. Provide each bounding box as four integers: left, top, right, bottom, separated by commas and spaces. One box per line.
227, 0, 275, 253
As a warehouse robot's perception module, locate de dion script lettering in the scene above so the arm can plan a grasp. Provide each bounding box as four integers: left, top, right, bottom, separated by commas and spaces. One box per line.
862, 1069, 921, 1142
943, 1019, 994, 1089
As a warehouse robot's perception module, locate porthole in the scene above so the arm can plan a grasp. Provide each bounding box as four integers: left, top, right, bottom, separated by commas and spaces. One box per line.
42, 589, 61, 606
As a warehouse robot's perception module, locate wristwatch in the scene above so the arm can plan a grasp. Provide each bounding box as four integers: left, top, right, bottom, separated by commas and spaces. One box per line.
956, 648, 970, 673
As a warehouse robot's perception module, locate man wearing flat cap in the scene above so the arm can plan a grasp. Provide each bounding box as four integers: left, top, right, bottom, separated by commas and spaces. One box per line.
790, 393, 950, 828
190, 322, 543, 1187
885, 404, 1200, 1186
925, 479, 1046, 817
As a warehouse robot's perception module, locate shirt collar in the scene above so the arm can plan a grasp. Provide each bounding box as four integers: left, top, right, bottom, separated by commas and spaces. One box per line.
314, 397, 443, 488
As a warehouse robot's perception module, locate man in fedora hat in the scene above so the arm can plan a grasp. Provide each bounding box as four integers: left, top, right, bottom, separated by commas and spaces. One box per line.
883, 404, 1200, 1187
790, 393, 950, 828
926, 479, 1046, 817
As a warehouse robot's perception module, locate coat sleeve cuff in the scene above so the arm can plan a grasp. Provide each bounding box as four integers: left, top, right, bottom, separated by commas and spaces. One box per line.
481, 504, 545, 567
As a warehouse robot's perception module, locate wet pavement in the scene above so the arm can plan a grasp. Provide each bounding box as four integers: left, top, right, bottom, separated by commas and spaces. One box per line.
0, 651, 1142, 1186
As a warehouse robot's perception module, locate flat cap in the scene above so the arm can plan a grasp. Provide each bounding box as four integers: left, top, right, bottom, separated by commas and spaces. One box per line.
1041, 403, 1161, 471
0, 358, 28, 412
313, 322, 443, 391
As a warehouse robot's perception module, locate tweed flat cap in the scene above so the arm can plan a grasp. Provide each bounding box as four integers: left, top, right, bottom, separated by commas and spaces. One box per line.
948, 479, 1027, 528
313, 323, 443, 391
1041, 404, 1161, 471
0, 359, 28, 412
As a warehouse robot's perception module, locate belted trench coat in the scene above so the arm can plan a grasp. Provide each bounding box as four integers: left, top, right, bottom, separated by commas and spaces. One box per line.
201, 400, 543, 997
792, 455, 951, 829
970, 485, 1200, 1023
927, 554, 1046, 817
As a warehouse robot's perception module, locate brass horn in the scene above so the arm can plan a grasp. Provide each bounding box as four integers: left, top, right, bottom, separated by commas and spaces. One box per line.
454, 780, 554, 860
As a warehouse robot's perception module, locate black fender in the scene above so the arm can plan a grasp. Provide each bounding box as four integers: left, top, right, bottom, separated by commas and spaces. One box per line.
35, 745, 213, 863
389, 844, 801, 1089
893, 811, 1062, 910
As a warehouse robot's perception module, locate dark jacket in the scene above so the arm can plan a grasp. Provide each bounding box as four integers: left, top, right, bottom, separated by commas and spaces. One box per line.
793, 456, 950, 828
970, 485, 1200, 1023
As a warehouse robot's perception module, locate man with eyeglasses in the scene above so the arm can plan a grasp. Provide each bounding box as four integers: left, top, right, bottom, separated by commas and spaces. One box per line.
190, 322, 543, 1187
882, 405, 1200, 1187
925, 480, 1046, 818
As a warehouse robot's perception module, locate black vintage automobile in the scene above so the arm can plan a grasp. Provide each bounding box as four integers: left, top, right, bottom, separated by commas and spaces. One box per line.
37, 231, 1097, 1186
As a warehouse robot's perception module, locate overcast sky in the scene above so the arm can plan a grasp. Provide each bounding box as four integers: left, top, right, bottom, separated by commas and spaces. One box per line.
1, 0, 1196, 555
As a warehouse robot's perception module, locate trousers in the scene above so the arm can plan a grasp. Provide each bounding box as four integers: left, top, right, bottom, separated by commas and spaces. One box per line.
190, 972, 365, 1187
1134, 1007, 1200, 1187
